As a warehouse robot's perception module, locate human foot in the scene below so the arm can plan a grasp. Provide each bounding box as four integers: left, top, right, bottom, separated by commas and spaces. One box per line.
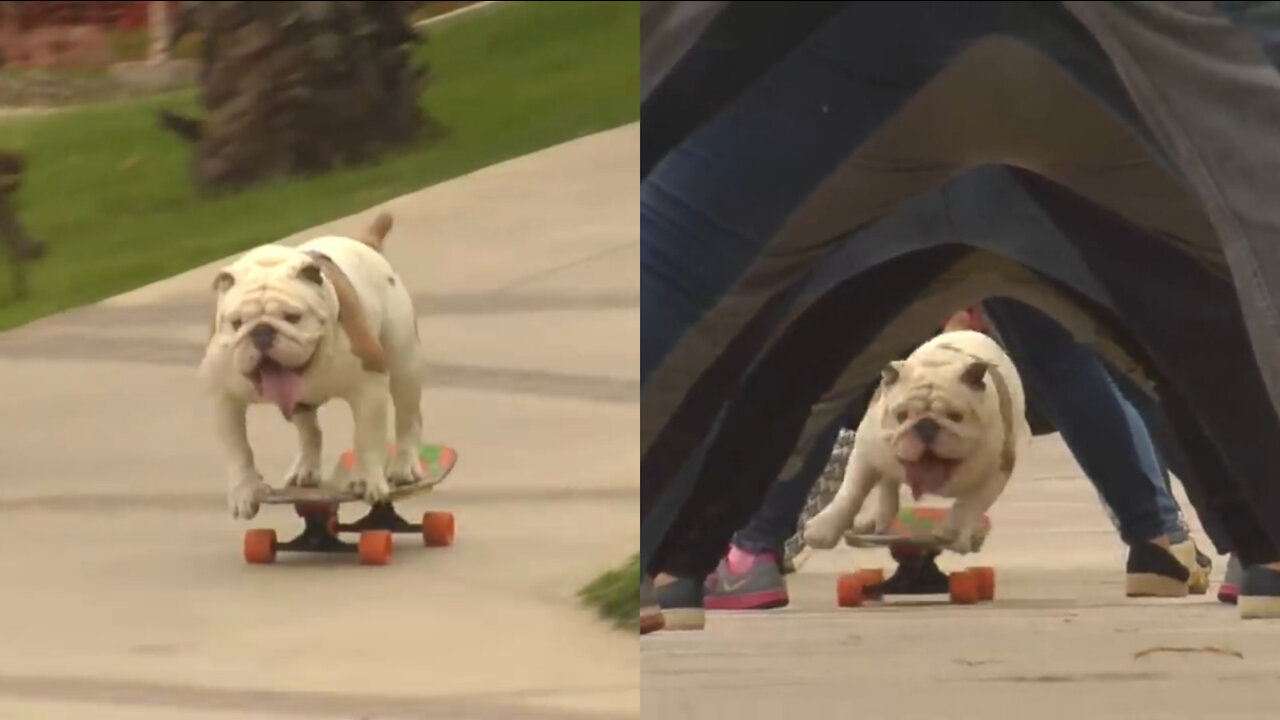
704, 546, 789, 611
653, 573, 706, 631
1125, 541, 1191, 598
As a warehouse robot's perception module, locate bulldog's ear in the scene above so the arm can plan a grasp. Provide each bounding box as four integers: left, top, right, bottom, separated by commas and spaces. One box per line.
881, 361, 904, 386
297, 262, 324, 286
960, 360, 991, 390
212, 270, 235, 293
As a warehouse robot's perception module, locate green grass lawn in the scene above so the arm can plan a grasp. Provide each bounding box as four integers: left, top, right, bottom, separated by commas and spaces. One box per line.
0, 0, 638, 330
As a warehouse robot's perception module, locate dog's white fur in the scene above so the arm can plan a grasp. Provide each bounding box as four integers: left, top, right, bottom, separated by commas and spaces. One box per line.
199, 213, 423, 519
804, 330, 1028, 554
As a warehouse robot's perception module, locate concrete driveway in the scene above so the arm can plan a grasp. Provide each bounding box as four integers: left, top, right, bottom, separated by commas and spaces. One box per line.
642, 434, 1280, 719
0, 124, 639, 719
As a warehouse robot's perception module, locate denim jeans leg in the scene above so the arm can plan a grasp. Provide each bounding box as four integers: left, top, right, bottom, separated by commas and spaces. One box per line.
1086, 389, 1186, 542
732, 411, 851, 557
983, 298, 1166, 546
1119, 390, 1189, 542
1112, 367, 1235, 553
1080, 382, 1187, 542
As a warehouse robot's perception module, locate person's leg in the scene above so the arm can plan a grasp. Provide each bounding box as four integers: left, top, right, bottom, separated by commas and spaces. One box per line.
1084, 393, 1188, 545
982, 298, 1191, 597
1110, 368, 1234, 549
1110, 381, 1219, 593
1108, 367, 1232, 595
731, 412, 851, 560
698, 410, 852, 611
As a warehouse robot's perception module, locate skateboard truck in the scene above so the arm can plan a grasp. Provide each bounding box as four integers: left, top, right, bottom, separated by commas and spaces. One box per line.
280, 503, 355, 554
865, 544, 950, 597
337, 501, 422, 534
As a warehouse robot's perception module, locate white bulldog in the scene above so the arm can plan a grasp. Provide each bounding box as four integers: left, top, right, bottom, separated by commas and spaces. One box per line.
804, 330, 1029, 554
199, 213, 424, 519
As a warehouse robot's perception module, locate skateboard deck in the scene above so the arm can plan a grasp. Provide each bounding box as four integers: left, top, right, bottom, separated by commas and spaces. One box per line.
843, 505, 992, 552
261, 443, 457, 505
242, 443, 459, 567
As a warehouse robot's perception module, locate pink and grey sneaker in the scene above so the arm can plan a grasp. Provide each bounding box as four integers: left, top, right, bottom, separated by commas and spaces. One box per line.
704, 546, 790, 610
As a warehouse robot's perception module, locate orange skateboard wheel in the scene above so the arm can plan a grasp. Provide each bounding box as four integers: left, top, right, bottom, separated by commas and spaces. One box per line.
949, 571, 980, 605
243, 529, 278, 565
358, 530, 394, 565
857, 568, 885, 586
421, 511, 456, 547
855, 568, 884, 601
967, 566, 996, 601
836, 573, 864, 608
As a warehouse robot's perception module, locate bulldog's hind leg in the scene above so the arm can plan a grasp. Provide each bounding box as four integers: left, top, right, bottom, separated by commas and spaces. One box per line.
346, 378, 393, 505
382, 309, 424, 486
386, 369, 424, 485
284, 407, 323, 488
804, 454, 879, 549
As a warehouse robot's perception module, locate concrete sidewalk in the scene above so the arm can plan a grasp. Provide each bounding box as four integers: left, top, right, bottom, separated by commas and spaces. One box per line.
642, 434, 1280, 719
0, 124, 639, 719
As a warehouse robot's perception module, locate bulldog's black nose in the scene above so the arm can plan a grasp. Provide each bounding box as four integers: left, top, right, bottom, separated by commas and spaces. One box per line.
250, 323, 276, 351
914, 418, 940, 444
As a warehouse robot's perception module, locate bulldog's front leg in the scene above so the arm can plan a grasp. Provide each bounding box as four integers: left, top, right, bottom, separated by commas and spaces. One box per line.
284, 407, 323, 488
346, 381, 392, 505
936, 473, 1008, 554
215, 395, 269, 519
804, 455, 879, 549
863, 480, 900, 535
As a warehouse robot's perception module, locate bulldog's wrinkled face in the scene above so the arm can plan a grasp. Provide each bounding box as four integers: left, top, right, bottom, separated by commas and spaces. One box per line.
211, 245, 333, 416
877, 358, 995, 499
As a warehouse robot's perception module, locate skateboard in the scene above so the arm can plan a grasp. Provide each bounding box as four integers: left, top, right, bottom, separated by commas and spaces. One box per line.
241, 443, 458, 566
836, 506, 996, 607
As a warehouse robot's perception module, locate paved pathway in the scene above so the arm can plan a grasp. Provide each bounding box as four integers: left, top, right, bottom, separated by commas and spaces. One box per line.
641, 434, 1280, 719
0, 124, 639, 719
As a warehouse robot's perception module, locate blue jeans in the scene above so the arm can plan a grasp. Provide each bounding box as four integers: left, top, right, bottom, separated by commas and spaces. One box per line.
1090, 386, 1190, 544
731, 410, 851, 557
1112, 369, 1231, 550
984, 299, 1179, 546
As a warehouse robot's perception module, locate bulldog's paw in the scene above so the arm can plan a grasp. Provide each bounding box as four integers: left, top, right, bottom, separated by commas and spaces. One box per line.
803, 512, 846, 550
933, 525, 977, 554
930, 523, 960, 546
284, 454, 322, 488
850, 517, 878, 536
228, 475, 271, 520
385, 448, 423, 489
349, 475, 392, 506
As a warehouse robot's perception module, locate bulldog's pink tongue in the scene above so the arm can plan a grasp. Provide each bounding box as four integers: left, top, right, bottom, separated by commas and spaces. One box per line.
903, 456, 951, 500
258, 364, 303, 416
